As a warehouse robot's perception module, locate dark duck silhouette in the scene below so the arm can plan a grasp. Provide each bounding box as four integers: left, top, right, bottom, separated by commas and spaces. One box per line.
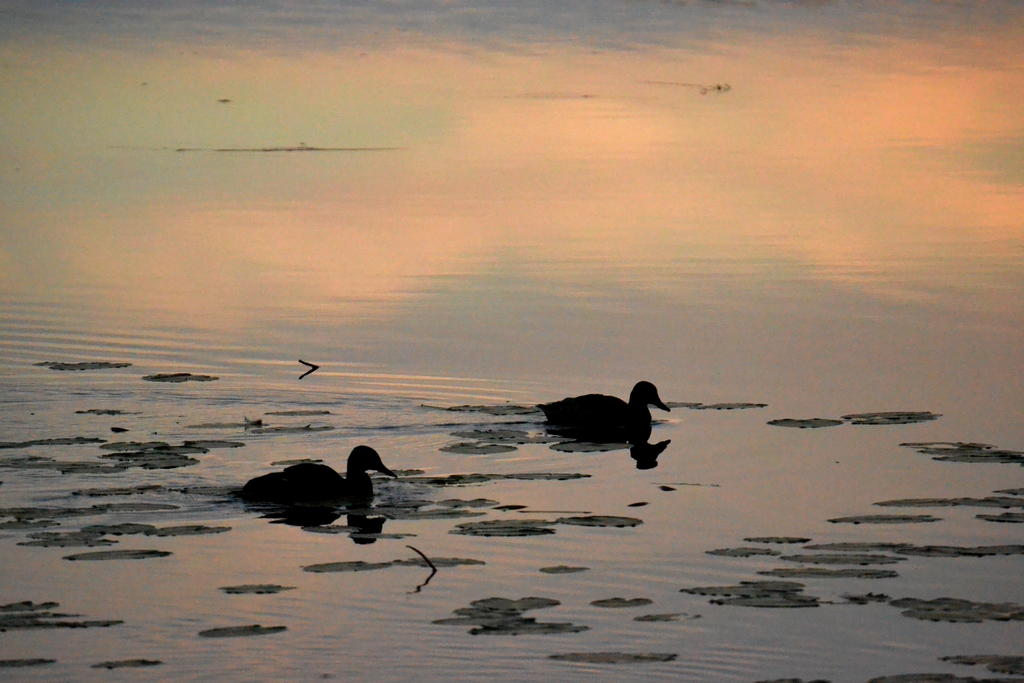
240, 445, 397, 505
539, 381, 670, 427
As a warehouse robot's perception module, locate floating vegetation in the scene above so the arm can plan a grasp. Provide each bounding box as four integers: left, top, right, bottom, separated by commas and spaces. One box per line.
540, 565, 590, 574
0, 519, 59, 530
435, 498, 498, 508
20, 531, 117, 548
440, 404, 543, 416
591, 598, 653, 608
79, 523, 230, 538
828, 515, 942, 524
450, 429, 557, 445
451, 519, 557, 537
549, 442, 628, 453
889, 597, 1024, 623
198, 624, 287, 638
433, 597, 588, 635
842, 412, 940, 425
303, 557, 484, 573
940, 655, 1024, 675
0, 437, 106, 449
404, 472, 589, 487
875, 496, 1024, 509
900, 442, 1024, 466
35, 361, 131, 371
221, 584, 296, 595
0, 601, 122, 631
780, 553, 904, 565
247, 425, 334, 434
628, 501, 648, 507
265, 410, 331, 416
440, 443, 518, 455
804, 543, 912, 552
0, 659, 56, 667
634, 613, 697, 622
977, 512, 1024, 523
894, 545, 1024, 558
73, 484, 164, 497
745, 537, 812, 544
556, 515, 642, 528
758, 568, 899, 579
76, 409, 140, 415
270, 458, 323, 466
767, 419, 843, 429
142, 373, 218, 382
63, 549, 172, 561
707, 547, 781, 557
92, 659, 162, 669
550, 652, 677, 663
681, 581, 820, 608
700, 403, 767, 410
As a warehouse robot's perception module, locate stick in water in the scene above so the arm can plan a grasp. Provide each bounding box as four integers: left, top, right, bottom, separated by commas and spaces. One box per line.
297, 359, 320, 380
406, 545, 438, 593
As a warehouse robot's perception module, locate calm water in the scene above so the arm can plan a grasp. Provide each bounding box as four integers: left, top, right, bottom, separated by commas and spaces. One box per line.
1, 1, 1023, 681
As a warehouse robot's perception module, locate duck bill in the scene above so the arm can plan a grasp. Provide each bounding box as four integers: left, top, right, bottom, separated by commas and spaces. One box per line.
654, 397, 670, 412
377, 465, 398, 478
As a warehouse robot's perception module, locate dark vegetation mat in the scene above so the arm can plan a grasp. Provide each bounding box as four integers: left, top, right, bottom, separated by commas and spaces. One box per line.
433, 597, 589, 635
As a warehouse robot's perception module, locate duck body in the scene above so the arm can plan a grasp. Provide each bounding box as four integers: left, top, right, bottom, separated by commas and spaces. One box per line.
539, 381, 670, 429
240, 445, 396, 505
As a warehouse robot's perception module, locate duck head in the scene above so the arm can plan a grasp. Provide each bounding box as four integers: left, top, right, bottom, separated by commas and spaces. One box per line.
347, 445, 398, 478
630, 381, 670, 413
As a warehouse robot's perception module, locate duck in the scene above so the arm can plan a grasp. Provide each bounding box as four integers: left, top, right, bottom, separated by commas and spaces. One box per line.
240, 445, 397, 505
539, 381, 670, 429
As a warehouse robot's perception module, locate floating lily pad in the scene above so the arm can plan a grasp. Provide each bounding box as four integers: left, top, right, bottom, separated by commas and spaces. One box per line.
64, 549, 172, 561
92, 659, 162, 669
758, 568, 899, 579
393, 557, 486, 569
72, 485, 163, 497
868, 676, 1009, 683
0, 519, 59, 530
828, 515, 942, 524
19, 531, 115, 548
433, 596, 588, 635
549, 442, 629, 453
707, 547, 781, 557
699, 403, 768, 410
745, 537, 812, 544
780, 554, 904, 565
634, 613, 695, 622
441, 404, 543, 416
875, 496, 1024, 509
0, 601, 122, 630
270, 458, 323, 466
843, 593, 893, 604
977, 512, 1024, 523
540, 565, 590, 574
221, 584, 296, 595
0, 659, 56, 667
940, 655, 1024, 675
804, 542, 915, 552
143, 373, 218, 382
76, 409, 141, 415
591, 598, 653, 608
889, 597, 1024, 622
997, 488, 1024, 496
435, 498, 498, 508
505, 473, 590, 481
36, 361, 132, 371
767, 419, 843, 429
440, 443, 518, 455
0, 437, 106, 449
842, 412, 940, 425
450, 429, 556, 445
303, 560, 395, 573
900, 442, 1024, 465
248, 425, 334, 434
894, 545, 1024, 558
557, 516, 642, 528
550, 652, 677, 663
451, 519, 557, 537
198, 624, 286, 637
265, 410, 331, 416
681, 581, 820, 608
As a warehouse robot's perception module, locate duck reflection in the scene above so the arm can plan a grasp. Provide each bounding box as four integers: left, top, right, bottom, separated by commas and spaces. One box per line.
630, 439, 671, 470
254, 506, 389, 545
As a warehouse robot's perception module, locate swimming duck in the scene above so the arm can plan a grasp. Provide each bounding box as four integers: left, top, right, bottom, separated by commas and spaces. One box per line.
240, 445, 397, 504
539, 381, 670, 428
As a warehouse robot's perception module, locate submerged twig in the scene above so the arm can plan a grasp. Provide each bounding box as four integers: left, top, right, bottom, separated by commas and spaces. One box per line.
297, 360, 320, 380
406, 545, 438, 593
